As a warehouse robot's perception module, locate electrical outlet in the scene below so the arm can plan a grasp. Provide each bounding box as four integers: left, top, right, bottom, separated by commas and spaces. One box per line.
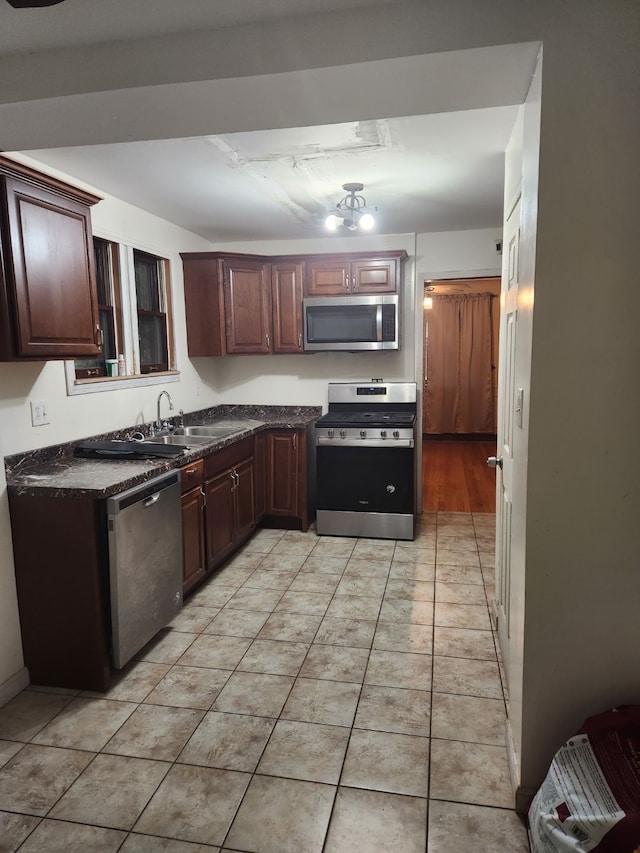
30, 400, 50, 426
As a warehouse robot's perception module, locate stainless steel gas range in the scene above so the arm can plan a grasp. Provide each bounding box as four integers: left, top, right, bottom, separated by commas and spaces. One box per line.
314, 381, 417, 540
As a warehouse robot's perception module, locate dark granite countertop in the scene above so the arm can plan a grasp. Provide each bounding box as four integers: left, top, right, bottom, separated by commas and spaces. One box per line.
5, 405, 321, 499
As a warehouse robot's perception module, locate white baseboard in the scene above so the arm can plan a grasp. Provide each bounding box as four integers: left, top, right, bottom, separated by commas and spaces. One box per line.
0, 666, 29, 708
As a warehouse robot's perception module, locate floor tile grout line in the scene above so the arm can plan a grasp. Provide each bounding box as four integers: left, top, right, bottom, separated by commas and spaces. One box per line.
219, 531, 358, 853
2, 514, 522, 850
318, 535, 397, 853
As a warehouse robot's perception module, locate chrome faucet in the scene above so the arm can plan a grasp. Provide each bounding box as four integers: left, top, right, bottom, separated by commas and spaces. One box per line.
156, 390, 174, 432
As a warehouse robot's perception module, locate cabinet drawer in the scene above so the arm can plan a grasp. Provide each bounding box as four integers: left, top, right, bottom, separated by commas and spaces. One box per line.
204, 436, 255, 479
180, 458, 204, 492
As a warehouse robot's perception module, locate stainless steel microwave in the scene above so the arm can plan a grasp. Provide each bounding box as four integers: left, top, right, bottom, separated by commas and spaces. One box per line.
303, 294, 399, 352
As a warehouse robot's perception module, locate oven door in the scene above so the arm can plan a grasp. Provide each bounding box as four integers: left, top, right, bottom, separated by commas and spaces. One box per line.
316, 445, 414, 515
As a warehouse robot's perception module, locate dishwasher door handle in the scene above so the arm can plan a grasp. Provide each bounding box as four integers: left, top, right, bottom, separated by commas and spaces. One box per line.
143, 492, 161, 508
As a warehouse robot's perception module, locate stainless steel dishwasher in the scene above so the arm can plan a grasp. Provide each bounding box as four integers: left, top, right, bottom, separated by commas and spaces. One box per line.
106, 470, 182, 668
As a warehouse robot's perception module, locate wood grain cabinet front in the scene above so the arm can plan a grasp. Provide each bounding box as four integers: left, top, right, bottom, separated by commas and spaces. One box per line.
0, 157, 103, 360
180, 460, 206, 596
181, 253, 304, 357
203, 436, 256, 571
303, 251, 406, 297
9, 492, 111, 692
264, 428, 309, 532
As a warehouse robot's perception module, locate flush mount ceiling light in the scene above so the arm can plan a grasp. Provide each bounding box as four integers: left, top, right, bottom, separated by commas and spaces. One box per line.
325, 183, 377, 232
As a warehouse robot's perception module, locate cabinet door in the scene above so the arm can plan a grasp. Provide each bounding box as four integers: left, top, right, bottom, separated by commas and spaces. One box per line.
181, 256, 224, 357
233, 456, 256, 543
351, 256, 399, 293
204, 470, 236, 569
255, 432, 267, 521
271, 261, 304, 353
266, 431, 299, 517
2, 176, 101, 359
182, 486, 206, 596
304, 258, 349, 296
222, 258, 272, 353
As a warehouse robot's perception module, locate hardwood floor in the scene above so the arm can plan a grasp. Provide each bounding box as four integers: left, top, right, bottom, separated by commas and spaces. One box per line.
422, 439, 497, 513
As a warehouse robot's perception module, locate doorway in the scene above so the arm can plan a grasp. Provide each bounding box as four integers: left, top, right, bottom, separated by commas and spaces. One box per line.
421, 277, 500, 513
422, 277, 500, 435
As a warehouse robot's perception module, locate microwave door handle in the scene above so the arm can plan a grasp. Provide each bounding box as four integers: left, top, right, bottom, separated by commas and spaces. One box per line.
376, 304, 383, 341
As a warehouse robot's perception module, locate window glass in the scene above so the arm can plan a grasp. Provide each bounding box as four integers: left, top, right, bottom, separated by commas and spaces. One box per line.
74, 237, 118, 379
134, 249, 169, 373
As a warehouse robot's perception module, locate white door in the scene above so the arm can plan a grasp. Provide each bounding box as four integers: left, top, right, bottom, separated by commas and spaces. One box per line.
492, 194, 521, 678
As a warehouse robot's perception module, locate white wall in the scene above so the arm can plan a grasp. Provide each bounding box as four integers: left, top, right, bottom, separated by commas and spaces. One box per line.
417, 228, 502, 281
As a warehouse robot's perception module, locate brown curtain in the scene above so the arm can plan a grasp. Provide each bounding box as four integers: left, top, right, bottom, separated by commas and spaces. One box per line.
424, 293, 494, 433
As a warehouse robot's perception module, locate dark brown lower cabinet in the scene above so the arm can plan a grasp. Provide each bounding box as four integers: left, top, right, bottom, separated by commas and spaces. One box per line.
204, 437, 256, 572
180, 460, 206, 596
9, 493, 111, 692
264, 428, 309, 531
255, 431, 267, 522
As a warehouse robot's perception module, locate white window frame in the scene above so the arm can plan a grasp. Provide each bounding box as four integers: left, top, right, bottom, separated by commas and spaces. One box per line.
65, 240, 179, 396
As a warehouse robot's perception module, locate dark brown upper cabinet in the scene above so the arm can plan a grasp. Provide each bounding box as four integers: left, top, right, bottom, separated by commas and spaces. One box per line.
181, 249, 406, 357
0, 157, 102, 361
303, 250, 406, 296
181, 252, 304, 357
271, 260, 304, 354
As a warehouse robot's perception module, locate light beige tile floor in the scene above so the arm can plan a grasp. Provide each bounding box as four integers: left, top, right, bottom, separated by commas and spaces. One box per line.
0, 512, 530, 852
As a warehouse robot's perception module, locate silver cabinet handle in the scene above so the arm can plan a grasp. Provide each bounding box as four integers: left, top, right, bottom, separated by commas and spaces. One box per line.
298, 333, 302, 349
292, 433, 297, 451
487, 456, 503, 469
265, 334, 270, 348
200, 486, 206, 508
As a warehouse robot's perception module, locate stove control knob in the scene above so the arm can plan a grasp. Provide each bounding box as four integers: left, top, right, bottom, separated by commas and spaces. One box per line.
328, 429, 334, 438
360, 429, 366, 438
393, 430, 400, 439
380, 430, 387, 439
340, 429, 346, 439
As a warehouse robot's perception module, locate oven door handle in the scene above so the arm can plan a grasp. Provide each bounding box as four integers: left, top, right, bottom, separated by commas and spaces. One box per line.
316, 438, 414, 448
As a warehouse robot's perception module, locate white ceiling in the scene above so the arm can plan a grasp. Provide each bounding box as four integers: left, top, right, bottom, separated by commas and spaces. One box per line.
1, 0, 532, 242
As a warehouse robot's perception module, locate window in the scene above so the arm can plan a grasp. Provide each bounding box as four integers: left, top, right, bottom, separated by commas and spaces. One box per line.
74, 238, 122, 378
133, 249, 169, 373
68, 239, 176, 393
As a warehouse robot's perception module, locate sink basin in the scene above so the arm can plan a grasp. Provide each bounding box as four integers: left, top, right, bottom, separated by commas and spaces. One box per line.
174, 425, 241, 438
143, 434, 212, 446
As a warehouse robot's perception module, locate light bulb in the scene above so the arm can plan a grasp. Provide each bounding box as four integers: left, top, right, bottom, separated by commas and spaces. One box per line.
325, 213, 339, 231
359, 212, 375, 231
423, 296, 433, 310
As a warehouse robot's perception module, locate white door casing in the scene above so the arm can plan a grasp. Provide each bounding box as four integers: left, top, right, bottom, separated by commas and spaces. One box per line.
494, 193, 521, 680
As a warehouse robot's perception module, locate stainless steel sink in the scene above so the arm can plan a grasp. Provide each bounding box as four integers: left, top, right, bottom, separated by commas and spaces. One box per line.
174, 425, 241, 438
143, 434, 212, 446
